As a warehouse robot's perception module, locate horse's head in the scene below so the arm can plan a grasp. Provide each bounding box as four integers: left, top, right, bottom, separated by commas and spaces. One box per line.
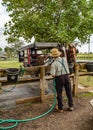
66, 44, 77, 63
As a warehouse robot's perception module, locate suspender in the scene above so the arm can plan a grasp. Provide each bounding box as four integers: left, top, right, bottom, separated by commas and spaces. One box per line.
56, 58, 68, 74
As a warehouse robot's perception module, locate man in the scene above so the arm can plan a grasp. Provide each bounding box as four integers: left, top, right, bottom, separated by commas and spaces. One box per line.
50, 48, 74, 112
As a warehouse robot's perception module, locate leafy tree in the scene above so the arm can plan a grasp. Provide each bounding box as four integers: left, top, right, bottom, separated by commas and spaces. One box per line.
2, 0, 93, 44
4, 46, 13, 58
0, 48, 2, 52
4, 39, 24, 58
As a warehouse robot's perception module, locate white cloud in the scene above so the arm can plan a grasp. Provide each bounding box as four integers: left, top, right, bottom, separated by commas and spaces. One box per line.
0, 0, 10, 50
77, 35, 93, 53
0, 0, 10, 27
0, 14, 10, 27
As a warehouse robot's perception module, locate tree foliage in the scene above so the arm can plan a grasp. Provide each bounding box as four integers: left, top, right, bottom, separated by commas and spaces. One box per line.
0, 48, 2, 51
2, 0, 93, 44
4, 39, 24, 58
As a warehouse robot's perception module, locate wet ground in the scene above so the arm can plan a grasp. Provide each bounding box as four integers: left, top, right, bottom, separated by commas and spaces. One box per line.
0, 79, 93, 110
0, 80, 54, 109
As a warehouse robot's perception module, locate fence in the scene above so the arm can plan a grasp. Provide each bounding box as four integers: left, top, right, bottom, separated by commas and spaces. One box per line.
0, 64, 79, 104
1, 62, 93, 106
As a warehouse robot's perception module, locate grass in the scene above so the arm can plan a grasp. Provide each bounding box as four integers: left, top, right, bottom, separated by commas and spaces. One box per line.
79, 76, 93, 87
0, 60, 22, 68
77, 53, 93, 60
77, 53, 93, 87
77, 92, 93, 98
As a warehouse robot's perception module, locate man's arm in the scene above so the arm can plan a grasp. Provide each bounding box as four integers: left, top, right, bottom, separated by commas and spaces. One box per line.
51, 64, 56, 77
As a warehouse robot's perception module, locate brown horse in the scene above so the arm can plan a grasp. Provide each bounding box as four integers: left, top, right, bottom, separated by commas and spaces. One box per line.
66, 44, 78, 63
36, 55, 45, 65
36, 43, 78, 65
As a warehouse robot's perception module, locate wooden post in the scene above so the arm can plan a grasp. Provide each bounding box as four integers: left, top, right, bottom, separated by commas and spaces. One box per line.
73, 63, 79, 97
40, 66, 45, 102
0, 69, 3, 77
0, 82, 2, 94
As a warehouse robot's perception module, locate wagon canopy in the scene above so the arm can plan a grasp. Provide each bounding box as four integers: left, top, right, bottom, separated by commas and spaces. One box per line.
18, 42, 58, 51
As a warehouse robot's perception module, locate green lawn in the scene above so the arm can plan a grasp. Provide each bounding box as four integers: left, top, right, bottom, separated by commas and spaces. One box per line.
77, 53, 93, 60
0, 60, 22, 68
79, 76, 93, 87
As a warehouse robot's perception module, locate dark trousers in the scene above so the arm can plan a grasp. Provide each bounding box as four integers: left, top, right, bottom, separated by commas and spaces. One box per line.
55, 74, 73, 110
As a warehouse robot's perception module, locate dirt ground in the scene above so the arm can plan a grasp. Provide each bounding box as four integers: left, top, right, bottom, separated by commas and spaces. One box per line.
0, 93, 93, 130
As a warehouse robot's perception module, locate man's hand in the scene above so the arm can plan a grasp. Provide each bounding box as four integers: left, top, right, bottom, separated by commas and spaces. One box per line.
51, 74, 56, 78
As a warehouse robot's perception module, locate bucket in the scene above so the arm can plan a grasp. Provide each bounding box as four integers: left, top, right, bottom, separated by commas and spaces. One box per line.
6, 68, 19, 82
86, 63, 93, 72
68, 63, 74, 74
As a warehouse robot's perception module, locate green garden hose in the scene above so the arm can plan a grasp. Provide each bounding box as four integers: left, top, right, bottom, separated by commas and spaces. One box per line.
0, 79, 57, 130
0, 85, 16, 92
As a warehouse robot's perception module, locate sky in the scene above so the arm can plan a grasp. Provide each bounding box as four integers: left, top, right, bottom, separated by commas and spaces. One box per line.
0, 0, 11, 50
0, 0, 93, 53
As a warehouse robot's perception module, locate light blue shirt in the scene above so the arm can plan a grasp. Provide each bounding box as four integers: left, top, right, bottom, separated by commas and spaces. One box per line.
51, 57, 70, 76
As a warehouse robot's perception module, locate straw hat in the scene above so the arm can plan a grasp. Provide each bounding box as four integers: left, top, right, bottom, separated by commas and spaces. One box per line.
50, 48, 61, 57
